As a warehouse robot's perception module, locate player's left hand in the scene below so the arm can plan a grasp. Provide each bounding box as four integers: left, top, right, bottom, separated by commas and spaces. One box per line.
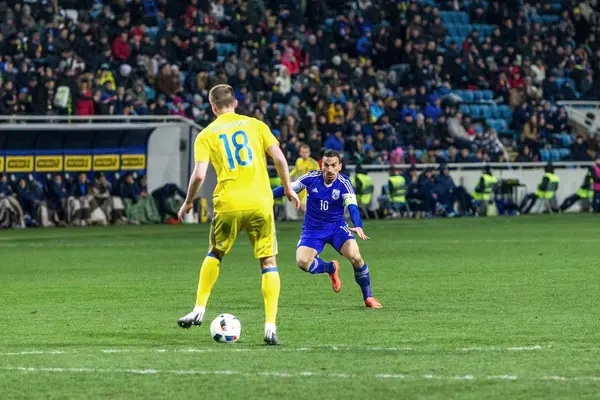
177, 201, 194, 221
349, 227, 369, 240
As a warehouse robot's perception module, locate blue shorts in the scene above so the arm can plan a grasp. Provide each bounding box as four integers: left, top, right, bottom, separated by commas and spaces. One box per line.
297, 224, 355, 254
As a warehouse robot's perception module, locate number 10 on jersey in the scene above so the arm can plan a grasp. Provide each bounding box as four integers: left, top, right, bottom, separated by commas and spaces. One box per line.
219, 130, 253, 169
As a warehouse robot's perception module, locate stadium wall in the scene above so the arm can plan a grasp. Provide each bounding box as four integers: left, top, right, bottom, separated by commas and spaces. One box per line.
0, 118, 200, 193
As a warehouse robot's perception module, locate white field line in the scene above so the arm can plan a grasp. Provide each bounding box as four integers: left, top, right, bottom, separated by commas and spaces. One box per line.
0, 350, 66, 356
0, 345, 545, 356
3, 366, 600, 383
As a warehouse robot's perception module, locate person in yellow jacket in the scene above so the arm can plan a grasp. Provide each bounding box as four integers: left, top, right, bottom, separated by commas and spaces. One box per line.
560, 168, 594, 212
290, 144, 319, 212
519, 164, 560, 214
377, 167, 406, 217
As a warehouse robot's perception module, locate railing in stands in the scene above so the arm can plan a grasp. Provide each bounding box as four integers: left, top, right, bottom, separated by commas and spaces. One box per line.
558, 101, 600, 136
0, 115, 204, 130
353, 161, 593, 172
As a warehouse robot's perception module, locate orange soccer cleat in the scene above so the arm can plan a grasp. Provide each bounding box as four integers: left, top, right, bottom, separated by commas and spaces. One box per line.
329, 260, 342, 293
364, 297, 382, 309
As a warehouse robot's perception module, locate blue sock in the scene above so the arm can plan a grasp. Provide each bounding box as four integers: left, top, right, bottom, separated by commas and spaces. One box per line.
307, 257, 335, 274
353, 264, 372, 300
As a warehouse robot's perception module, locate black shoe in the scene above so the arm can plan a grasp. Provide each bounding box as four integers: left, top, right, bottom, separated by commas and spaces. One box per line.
264, 331, 280, 346
177, 311, 204, 329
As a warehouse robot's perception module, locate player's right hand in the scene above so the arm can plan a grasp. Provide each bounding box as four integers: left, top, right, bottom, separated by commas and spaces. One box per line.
284, 188, 301, 210
177, 201, 194, 221
349, 227, 369, 240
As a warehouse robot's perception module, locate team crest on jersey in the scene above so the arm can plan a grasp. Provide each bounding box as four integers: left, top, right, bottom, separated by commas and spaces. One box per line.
332, 189, 340, 200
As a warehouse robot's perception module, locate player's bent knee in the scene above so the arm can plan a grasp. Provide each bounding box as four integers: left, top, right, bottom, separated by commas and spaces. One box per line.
346, 253, 364, 267
259, 256, 277, 269
296, 257, 312, 271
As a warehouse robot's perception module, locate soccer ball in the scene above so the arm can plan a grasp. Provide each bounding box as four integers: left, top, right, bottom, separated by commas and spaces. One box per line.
210, 314, 241, 343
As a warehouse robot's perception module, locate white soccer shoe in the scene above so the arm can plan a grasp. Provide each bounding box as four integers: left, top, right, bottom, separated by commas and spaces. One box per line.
177, 309, 205, 329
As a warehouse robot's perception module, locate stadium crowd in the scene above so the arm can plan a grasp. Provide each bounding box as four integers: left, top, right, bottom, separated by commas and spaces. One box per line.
1, 0, 600, 164
2, 0, 600, 227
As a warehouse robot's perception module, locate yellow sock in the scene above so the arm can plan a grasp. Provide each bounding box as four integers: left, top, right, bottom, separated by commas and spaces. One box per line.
195, 254, 221, 307
261, 267, 280, 326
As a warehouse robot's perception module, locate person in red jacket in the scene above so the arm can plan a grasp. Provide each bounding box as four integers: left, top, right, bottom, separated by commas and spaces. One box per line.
112, 31, 131, 62
76, 80, 94, 116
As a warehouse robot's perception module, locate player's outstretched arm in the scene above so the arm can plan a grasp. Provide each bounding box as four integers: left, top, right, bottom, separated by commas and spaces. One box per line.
347, 202, 369, 240
267, 144, 300, 210
178, 161, 209, 220
273, 181, 303, 199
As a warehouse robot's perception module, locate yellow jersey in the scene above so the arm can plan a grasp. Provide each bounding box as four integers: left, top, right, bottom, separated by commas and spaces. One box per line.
194, 112, 278, 213
290, 157, 319, 179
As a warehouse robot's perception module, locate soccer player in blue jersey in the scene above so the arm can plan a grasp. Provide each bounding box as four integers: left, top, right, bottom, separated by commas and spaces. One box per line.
272, 149, 382, 308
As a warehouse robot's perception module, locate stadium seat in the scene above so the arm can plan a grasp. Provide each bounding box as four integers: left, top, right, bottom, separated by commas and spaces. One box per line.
540, 149, 550, 162
414, 149, 424, 160
489, 106, 500, 119
145, 86, 156, 101
470, 105, 482, 118
559, 148, 571, 160
461, 91, 474, 103
147, 26, 158, 43
556, 77, 576, 89
561, 133, 574, 147
481, 106, 492, 119
459, 104, 471, 115
498, 105, 513, 120
550, 149, 560, 162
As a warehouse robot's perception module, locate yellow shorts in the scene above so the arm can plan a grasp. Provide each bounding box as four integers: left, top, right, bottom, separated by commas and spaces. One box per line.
209, 208, 277, 259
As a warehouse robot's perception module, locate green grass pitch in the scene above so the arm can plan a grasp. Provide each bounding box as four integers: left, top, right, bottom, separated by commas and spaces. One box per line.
1, 215, 600, 399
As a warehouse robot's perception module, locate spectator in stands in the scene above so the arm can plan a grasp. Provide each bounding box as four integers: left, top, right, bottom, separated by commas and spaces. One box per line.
0, 174, 24, 227
593, 153, 600, 213
15, 178, 37, 226
434, 164, 457, 216
92, 174, 128, 225
418, 167, 437, 217
48, 174, 68, 225
571, 135, 593, 161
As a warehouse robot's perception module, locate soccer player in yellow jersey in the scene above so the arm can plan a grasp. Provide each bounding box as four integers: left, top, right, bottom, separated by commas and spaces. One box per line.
176, 84, 300, 345
290, 144, 319, 212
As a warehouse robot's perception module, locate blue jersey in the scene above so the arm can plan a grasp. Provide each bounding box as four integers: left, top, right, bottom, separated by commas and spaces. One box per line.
293, 171, 357, 233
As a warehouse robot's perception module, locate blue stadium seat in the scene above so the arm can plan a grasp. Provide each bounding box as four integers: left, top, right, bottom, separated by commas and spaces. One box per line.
556, 77, 576, 88
559, 148, 571, 160
459, 104, 471, 115
461, 91, 474, 103
498, 105, 513, 120
561, 133, 574, 147
489, 106, 500, 119
414, 149, 424, 160
482, 90, 494, 101
145, 86, 156, 101
481, 106, 492, 119
540, 149, 550, 162
550, 149, 560, 162
470, 105, 482, 118
473, 91, 484, 102
216, 43, 238, 58
147, 27, 159, 44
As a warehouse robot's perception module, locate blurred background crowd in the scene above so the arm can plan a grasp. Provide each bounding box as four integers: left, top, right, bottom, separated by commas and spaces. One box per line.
1, 0, 600, 166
